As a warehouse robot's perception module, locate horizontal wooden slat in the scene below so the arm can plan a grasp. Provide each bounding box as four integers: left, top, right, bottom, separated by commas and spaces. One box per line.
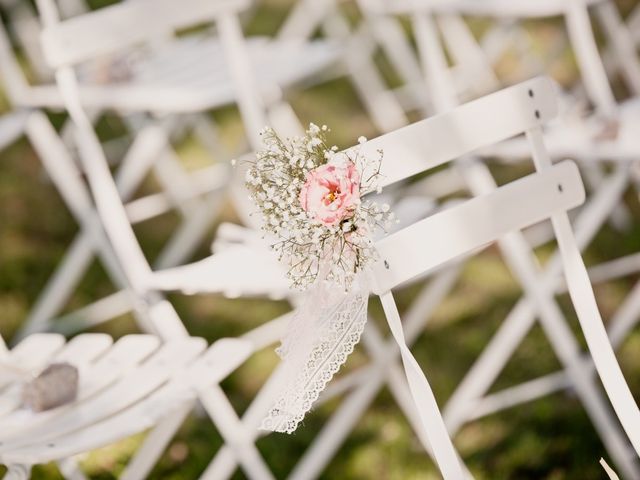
40, 0, 250, 67
0, 335, 160, 439
371, 161, 585, 294
349, 77, 558, 189
0, 338, 206, 449
383, 0, 603, 17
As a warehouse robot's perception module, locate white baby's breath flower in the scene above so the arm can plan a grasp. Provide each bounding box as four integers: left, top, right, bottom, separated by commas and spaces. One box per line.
246, 124, 394, 292
358, 136, 367, 144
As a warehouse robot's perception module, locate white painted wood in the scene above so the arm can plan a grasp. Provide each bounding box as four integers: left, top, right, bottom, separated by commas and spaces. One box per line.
0, 111, 28, 150
0, 334, 65, 388
0, 335, 160, 438
52, 334, 112, 364
371, 161, 585, 294
0, 338, 254, 472
1, 381, 196, 466
0, 334, 112, 418
595, 1, 640, 95
384, 0, 603, 18
0, 336, 7, 358
528, 125, 640, 461
0, 338, 206, 450
354, 77, 557, 189
23, 37, 339, 114
39, 0, 250, 67
148, 244, 289, 298
371, 2, 640, 474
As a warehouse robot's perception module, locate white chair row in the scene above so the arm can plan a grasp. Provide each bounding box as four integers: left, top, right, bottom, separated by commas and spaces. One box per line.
3, 74, 637, 479
2, 1, 636, 478
0, 0, 402, 340
343, 1, 640, 476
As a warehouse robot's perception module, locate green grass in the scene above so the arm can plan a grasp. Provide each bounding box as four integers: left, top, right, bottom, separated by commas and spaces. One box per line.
2, 0, 640, 478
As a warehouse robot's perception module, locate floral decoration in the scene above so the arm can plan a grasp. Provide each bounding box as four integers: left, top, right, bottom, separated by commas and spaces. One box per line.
245, 123, 395, 291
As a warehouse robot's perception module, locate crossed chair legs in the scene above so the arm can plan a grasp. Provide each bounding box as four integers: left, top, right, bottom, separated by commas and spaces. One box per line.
15, 112, 229, 339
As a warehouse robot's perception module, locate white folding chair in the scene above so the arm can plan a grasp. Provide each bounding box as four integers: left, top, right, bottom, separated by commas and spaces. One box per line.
266, 3, 640, 477
28, 0, 640, 475
276, 0, 415, 132
0, 14, 233, 338
2, 0, 345, 339
401, 0, 640, 382
198, 77, 639, 480
362, 2, 640, 476
0, 321, 301, 480
5, 76, 620, 480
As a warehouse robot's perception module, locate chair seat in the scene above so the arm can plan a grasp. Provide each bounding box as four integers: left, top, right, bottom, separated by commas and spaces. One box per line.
0, 334, 252, 466
402, 0, 603, 18
482, 97, 640, 162
26, 35, 340, 113
148, 243, 291, 299
148, 191, 440, 299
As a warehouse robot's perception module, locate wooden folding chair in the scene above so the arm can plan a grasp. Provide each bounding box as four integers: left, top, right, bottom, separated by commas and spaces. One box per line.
361, 2, 640, 477
0, 14, 232, 338
1, 0, 345, 339
200, 77, 640, 479
4, 76, 614, 480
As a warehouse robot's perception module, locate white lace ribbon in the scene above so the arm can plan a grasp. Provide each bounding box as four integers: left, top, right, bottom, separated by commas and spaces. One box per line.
261, 277, 369, 434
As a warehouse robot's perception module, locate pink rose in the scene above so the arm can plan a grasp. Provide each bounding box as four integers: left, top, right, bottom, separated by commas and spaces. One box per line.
299, 162, 361, 226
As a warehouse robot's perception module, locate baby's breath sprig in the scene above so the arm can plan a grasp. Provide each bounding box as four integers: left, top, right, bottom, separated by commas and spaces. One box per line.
246, 123, 396, 291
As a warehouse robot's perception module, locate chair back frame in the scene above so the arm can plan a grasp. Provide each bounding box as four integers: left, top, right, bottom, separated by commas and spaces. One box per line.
38, 0, 250, 67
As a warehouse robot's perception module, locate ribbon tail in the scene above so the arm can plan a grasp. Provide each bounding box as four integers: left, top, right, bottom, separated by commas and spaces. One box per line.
261, 283, 369, 434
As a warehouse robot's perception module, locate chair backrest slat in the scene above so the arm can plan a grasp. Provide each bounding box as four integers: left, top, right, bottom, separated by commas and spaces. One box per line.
357, 76, 557, 189
371, 160, 585, 294
40, 0, 249, 67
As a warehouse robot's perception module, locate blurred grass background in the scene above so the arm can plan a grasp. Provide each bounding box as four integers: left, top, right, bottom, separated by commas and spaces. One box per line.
2, 0, 640, 478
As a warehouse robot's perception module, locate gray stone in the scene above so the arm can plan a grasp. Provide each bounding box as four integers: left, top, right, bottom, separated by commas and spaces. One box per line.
22, 363, 79, 412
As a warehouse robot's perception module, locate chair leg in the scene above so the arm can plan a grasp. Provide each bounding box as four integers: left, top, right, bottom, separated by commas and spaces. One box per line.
198, 384, 275, 480
552, 212, 640, 462
203, 268, 460, 480
501, 228, 639, 478
153, 191, 225, 269
580, 162, 632, 232
57, 457, 88, 480
594, 1, 640, 96
120, 402, 193, 480
19, 112, 161, 335
459, 157, 639, 477
15, 234, 95, 339
321, 12, 409, 132
608, 280, 640, 348
3, 465, 29, 480
200, 368, 288, 480
443, 164, 629, 431
20, 111, 215, 337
